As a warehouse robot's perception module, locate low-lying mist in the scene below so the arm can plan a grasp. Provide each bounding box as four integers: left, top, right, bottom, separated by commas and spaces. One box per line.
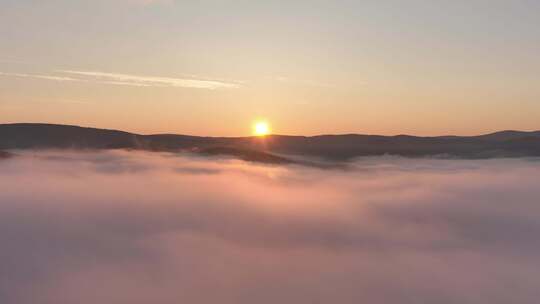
1, 150, 539, 304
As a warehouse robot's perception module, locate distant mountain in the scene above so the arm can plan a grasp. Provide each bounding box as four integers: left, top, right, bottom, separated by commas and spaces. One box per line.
474, 130, 540, 141
1, 123, 540, 163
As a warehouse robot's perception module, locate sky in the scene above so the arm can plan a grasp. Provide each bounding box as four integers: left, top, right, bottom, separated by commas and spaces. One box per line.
1, 151, 540, 303
1, 0, 539, 136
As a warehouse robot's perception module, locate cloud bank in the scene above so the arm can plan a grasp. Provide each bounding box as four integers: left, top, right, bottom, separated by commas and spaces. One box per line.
0, 151, 539, 304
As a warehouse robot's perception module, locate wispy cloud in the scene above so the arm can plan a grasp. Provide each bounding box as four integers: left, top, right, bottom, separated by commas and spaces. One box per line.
0, 72, 79, 82
0, 70, 240, 90
60, 70, 240, 89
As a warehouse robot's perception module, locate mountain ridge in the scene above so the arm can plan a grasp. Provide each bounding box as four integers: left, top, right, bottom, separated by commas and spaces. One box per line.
1, 123, 540, 163
3, 123, 540, 140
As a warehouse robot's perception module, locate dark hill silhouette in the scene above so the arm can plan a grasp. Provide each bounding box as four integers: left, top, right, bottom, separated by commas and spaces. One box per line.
1, 123, 540, 163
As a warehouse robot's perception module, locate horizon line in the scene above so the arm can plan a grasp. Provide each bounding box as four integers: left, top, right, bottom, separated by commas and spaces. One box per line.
2, 122, 540, 139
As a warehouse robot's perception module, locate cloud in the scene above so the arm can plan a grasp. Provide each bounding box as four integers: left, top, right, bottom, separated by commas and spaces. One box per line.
0, 70, 240, 90
0, 151, 539, 303
0, 72, 79, 82
59, 70, 241, 89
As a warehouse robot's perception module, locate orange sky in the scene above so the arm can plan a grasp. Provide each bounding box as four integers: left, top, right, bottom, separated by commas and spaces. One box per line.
1, 0, 539, 136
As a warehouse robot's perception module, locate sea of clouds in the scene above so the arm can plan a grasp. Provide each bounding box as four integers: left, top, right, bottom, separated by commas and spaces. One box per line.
1, 150, 539, 304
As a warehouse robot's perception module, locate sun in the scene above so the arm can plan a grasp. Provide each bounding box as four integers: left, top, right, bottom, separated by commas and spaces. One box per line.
253, 121, 271, 136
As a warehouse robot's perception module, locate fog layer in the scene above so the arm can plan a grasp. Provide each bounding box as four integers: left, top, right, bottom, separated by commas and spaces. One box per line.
1, 151, 539, 304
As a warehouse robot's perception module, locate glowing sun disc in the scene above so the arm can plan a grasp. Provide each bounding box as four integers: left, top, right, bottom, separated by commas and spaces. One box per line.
253, 121, 271, 136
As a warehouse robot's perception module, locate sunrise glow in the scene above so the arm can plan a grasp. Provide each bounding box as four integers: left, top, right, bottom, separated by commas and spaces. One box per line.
2, 2, 540, 302
253, 121, 271, 136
